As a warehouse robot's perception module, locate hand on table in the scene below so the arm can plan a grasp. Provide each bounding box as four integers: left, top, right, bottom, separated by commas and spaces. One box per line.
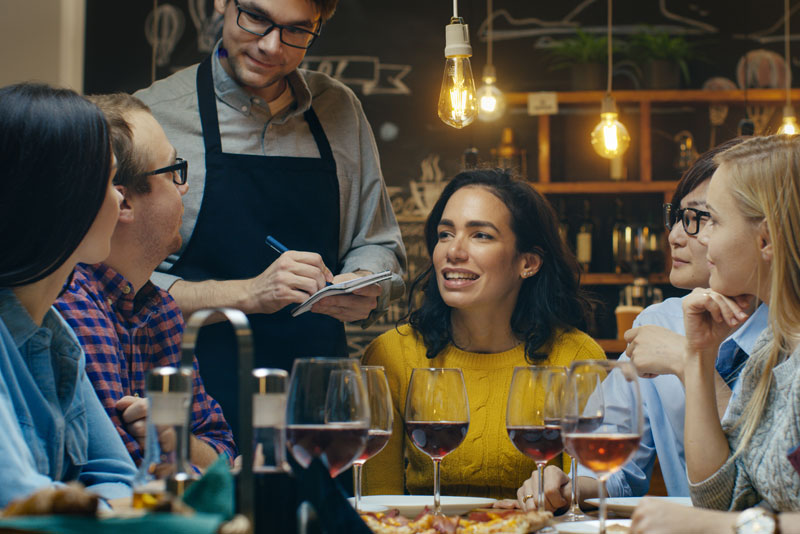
623, 326, 688, 380
244, 251, 333, 314
630, 498, 735, 534
311, 271, 381, 322
116, 395, 176, 454
516, 465, 571, 512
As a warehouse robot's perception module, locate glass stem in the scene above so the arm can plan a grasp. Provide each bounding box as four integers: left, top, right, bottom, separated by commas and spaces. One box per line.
599, 478, 607, 534
353, 462, 363, 513
570, 457, 580, 513
433, 458, 442, 515
537, 462, 546, 511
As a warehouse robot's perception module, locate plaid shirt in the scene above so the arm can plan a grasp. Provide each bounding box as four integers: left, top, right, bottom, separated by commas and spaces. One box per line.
54, 263, 236, 466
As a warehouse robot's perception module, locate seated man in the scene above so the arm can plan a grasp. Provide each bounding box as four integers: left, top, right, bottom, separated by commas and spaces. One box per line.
55, 93, 235, 470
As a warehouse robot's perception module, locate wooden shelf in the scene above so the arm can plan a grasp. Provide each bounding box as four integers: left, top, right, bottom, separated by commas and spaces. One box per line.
507, 88, 800, 106
597, 339, 627, 353
530, 180, 677, 194
581, 273, 670, 285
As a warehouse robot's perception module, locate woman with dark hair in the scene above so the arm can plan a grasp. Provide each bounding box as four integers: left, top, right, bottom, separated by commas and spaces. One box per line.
362, 169, 604, 499
0, 83, 136, 507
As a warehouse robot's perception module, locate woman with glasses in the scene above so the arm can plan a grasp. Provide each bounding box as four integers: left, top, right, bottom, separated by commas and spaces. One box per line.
516, 137, 770, 512
361, 169, 605, 500
629, 135, 800, 534
0, 83, 135, 508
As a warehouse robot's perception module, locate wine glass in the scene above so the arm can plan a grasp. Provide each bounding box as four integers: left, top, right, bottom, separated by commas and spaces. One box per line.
285, 358, 370, 478
352, 366, 393, 513
404, 368, 469, 515
506, 365, 566, 524
562, 360, 642, 534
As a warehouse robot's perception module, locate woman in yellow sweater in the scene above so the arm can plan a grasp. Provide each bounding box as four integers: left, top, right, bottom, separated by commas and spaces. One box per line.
362, 169, 605, 500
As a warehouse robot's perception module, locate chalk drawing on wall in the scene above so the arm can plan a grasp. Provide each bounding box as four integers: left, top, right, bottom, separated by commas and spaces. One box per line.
145, 4, 186, 67
187, 0, 223, 53
301, 56, 412, 95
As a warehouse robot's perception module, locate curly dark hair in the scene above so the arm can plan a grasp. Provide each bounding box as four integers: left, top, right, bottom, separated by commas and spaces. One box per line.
405, 169, 593, 363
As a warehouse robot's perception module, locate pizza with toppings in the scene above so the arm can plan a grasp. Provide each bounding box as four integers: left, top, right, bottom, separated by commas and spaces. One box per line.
360, 508, 552, 534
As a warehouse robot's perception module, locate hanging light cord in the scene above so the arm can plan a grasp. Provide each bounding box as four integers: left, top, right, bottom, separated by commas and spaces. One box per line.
487, 0, 493, 67
786, 0, 791, 108
453, 0, 458, 19
607, 0, 613, 95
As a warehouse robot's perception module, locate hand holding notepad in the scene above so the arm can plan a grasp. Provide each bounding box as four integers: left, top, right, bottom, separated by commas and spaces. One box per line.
291, 270, 392, 317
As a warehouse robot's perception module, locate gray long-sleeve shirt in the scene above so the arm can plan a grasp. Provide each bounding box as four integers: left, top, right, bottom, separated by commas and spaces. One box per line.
134, 43, 406, 322
689, 329, 800, 512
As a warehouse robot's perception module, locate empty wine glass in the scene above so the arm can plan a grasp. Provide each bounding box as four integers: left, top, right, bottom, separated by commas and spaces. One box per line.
352, 366, 393, 513
285, 358, 369, 478
562, 360, 642, 534
506, 365, 566, 523
405, 368, 469, 515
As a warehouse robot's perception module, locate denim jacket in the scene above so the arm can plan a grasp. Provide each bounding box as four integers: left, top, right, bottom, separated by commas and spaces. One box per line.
0, 288, 136, 507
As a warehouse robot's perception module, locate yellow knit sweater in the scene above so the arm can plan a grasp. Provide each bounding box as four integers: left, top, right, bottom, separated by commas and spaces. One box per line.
361, 324, 606, 499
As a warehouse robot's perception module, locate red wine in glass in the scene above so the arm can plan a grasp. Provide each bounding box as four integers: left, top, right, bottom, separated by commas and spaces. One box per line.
562, 433, 640, 474
357, 429, 392, 462
286, 423, 368, 478
507, 424, 563, 463
405, 421, 469, 459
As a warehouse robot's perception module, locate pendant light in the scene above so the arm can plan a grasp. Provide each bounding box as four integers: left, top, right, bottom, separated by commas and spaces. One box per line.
477, 0, 505, 121
438, 0, 478, 129
778, 0, 798, 135
590, 0, 631, 158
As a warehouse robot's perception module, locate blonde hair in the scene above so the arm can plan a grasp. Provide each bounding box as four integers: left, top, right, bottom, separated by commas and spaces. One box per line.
713, 134, 800, 455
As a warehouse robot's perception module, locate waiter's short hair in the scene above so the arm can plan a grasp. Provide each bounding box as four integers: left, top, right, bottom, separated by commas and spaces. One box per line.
312, 0, 338, 22
87, 93, 153, 195
0, 82, 111, 286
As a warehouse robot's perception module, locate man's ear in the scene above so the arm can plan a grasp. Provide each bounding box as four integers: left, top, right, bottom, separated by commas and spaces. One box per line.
758, 219, 773, 262
214, 0, 228, 16
116, 185, 135, 224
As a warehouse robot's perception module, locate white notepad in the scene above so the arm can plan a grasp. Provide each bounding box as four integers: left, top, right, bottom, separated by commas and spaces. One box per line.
290, 270, 393, 317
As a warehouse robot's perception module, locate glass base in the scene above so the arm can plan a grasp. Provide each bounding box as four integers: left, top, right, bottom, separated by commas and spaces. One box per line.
560, 506, 591, 522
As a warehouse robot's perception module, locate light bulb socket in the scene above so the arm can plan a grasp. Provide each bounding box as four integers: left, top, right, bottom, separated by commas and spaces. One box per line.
601, 94, 618, 115
482, 63, 497, 84
783, 104, 796, 118
445, 18, 472, 58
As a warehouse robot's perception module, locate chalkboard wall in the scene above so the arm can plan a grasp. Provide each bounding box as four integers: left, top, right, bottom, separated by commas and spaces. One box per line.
85, 0, 795, 187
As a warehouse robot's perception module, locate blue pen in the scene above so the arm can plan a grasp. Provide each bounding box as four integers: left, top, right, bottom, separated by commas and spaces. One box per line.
266, 235, 332, 286
265, 235, 289, 254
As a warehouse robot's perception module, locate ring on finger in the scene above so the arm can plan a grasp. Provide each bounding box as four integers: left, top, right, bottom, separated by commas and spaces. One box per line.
522, 494, 535, 503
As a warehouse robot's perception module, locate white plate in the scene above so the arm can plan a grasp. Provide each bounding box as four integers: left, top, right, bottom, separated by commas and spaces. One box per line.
354, 495, 497, 518
555, 519, 632, 533
583, 496, 692, 515
346, 497, 389, 513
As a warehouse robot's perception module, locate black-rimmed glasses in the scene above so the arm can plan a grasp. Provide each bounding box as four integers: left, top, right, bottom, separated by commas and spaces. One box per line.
143, 158, 187, 186
234, 0, 320, 49
663, 203, 710, 236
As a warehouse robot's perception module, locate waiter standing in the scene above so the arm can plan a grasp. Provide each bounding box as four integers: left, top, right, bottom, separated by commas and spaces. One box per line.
136, 0, 406, 437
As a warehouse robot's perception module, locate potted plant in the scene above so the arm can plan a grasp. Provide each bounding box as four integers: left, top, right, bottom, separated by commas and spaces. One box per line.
628, 28, 694, 89
548, 30, 624, 90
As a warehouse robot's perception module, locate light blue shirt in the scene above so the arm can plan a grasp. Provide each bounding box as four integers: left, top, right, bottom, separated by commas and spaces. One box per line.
577, 296, 769, 497
0, 289, 136, 508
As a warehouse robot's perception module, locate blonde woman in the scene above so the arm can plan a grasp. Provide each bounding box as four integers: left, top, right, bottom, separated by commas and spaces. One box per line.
631, 135, 800, 533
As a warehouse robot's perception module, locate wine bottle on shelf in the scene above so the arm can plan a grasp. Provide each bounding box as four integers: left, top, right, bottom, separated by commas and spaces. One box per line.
575, 199, 593, 272
611, 198, 632, 274
556, 198, 569, 249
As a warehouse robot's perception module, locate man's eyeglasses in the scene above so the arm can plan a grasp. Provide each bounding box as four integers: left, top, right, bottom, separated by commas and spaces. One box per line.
143, 157, 187, 186
233, 0, 320, 49
663, 203, 710, 236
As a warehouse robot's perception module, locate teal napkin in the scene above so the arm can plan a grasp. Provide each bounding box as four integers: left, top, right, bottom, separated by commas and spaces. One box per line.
182, 456, 235, 519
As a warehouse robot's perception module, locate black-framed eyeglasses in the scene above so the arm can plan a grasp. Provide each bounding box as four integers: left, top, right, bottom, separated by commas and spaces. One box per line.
663, 203, 710, 236
143, 157, 187, 186
233, 0, 320, 49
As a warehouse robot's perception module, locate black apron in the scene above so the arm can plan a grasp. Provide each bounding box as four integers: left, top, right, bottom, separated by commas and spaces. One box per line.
170, 56, 347, 440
